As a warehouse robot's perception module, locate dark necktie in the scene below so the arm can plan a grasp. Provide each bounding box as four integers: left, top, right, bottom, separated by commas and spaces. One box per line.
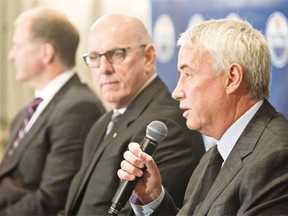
5, 97, 43, 159
105, 111, 121, 136
198, 145, 223, 203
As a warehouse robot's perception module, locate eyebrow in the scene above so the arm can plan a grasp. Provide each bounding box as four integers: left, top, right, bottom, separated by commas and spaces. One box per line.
87, 51, 99, 55
178, 63, 189, 71
88, 47, 123, 55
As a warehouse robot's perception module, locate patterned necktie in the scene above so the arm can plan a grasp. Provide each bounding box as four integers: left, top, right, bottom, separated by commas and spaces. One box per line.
197, 145, 223, 203
6, 97, 43, 158
105, 111, 121, 136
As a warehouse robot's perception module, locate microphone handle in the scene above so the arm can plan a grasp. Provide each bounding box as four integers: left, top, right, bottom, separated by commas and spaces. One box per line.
108, 137, 158, 215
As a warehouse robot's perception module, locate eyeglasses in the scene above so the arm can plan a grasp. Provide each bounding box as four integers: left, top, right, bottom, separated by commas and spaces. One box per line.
83, 44, 147, 68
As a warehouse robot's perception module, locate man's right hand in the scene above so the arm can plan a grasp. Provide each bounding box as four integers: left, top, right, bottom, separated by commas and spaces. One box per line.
117, 142, 163, 205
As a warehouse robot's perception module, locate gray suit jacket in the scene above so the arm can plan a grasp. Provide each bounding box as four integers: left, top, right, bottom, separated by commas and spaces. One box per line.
0, 74, 105, 215
64, 76, 205, 216
153, 100, 288, 215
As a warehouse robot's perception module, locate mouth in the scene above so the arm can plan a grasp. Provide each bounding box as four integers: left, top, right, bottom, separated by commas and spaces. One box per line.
180, 106, 189, 118
101, 80, 118, 87
183, 109, 189, 118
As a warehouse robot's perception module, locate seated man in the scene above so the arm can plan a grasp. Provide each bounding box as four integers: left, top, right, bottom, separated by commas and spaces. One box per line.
0, 7, 105, 215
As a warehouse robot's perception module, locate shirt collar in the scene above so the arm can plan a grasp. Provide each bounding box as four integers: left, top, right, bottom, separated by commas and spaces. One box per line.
217, 99, 263, 162
114, 107, 126, 115
34, 69, 75, 100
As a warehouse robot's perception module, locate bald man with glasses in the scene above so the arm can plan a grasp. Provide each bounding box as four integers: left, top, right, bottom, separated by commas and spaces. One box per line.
59, 14, 205, 216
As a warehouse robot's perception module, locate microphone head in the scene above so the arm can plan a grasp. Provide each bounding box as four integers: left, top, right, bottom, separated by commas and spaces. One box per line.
146, 120, 168, 142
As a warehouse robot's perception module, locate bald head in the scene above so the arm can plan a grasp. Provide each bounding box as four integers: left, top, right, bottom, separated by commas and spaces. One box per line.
89, 14, 151, 51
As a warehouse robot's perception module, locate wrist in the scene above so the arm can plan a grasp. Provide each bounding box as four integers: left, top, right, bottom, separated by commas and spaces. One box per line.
137, 186, 163, 205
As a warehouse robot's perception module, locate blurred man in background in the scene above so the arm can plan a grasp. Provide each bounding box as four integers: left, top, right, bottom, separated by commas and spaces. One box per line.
0, 7, 105, 215
62, 13, 205, 215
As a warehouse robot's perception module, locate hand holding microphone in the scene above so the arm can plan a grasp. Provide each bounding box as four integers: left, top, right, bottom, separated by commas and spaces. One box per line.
109, 121, 168, 215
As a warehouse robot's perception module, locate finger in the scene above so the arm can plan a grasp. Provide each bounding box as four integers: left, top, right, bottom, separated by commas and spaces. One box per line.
138, 151, 159, 177
128, 142, 152, 165
126, 142, 159, 179
128, 142, 142, 155
117, 169, 136, 181
123, 150, 145, 169
120, 160, 143, 177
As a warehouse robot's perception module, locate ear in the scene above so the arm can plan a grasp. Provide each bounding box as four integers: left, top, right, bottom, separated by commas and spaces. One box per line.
225, 63, 244, 94
143, 44, 157, 74
41, 43, 56, 65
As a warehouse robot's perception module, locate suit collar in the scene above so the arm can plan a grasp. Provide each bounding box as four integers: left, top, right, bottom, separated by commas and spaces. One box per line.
103, 76, 165, 131
124, 76, 164, 124
234, 100, 275, 159
218, 100, 263, 161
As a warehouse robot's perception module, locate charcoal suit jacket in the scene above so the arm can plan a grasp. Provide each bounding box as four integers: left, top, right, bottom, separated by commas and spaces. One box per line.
63, 76, 205, 215
0, 74, 105, 215
153, 100, 288, 215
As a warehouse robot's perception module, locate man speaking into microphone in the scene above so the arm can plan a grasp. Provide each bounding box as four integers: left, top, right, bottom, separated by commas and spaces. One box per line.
59, 14, 205, 216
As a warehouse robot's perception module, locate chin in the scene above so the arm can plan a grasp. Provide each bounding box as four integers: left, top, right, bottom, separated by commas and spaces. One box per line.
186, 120, 199, 131
186, 123, 194, 131
105, 98, 118, 107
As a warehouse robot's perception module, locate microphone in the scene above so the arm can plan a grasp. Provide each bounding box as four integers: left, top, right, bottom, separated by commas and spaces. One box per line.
108, 120, 168, 215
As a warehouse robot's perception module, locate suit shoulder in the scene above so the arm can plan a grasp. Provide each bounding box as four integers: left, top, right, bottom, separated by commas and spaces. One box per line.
266, 112, 288, 140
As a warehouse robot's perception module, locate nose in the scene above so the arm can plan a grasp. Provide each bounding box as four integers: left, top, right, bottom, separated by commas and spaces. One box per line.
98, 55, 114, 74
172, 80, 185, 101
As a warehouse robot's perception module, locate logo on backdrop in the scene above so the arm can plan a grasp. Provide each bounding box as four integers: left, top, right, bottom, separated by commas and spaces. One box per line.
153, 14, 176, 63
266, 11, 288, 68
187, 13, 205, 29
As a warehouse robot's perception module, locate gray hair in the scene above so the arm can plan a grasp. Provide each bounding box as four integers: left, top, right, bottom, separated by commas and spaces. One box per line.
178, 19, 271, 100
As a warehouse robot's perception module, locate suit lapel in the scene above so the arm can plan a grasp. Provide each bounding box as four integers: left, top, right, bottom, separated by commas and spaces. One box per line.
196, 100, 276, 215
71, 112, 114, 206
68, 99, 151, 209
194, 151, 242, 214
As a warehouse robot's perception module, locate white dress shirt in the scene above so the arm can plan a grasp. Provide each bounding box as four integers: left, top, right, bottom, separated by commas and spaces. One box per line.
202, 135, 217, 151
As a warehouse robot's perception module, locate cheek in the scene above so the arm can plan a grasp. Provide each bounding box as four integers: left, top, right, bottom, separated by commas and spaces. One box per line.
184, 82, 200, 102
14, 52, 28, 68
184, 83, 211, 117
91, 71, 98, 83
115, 69, 134, 91
19, 50, 40, 68
90, 68, 100, 81
93, 78, 102, 94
